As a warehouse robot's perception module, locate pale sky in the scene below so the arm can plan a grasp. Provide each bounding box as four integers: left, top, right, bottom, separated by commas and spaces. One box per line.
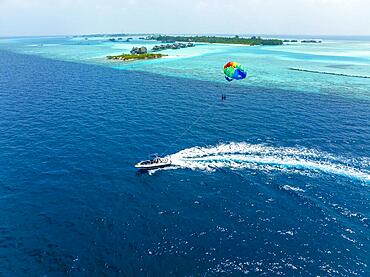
0, 0, 369, 36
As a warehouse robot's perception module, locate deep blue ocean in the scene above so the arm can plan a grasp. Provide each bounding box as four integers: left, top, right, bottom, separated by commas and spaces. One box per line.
0, 50, 369, 275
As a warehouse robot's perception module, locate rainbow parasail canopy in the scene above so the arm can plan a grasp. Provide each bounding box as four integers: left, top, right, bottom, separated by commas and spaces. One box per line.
223, 61, 247, 82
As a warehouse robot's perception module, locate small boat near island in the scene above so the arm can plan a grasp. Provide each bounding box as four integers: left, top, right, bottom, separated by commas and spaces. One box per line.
135, 156, 172, 170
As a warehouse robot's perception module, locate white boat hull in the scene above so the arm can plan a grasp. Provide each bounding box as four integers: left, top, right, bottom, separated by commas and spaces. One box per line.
135, 157, 171, 170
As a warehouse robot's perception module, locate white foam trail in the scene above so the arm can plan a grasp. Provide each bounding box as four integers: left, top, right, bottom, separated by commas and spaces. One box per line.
164, 142, 370, 183
281, 185, 305, 192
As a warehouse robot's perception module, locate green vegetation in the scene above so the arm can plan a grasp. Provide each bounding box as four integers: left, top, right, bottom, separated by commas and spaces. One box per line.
301, 40, 322, 43
107, 53, 166, 61
147, 35, 283, 46
284, 39, 299, 43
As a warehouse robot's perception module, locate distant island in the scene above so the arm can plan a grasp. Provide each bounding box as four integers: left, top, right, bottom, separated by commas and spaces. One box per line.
147, 35, 283, 46
109, 37, 133, 42
107, 46, 166, 61
283, 39, 298, 43
152, 42, 195, 51
301, 40, 322, 43
106, 35, 322, 62
107, 42, 196, 61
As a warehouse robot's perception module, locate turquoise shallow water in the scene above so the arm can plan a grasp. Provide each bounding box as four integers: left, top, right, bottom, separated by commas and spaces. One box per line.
0, 37, 369, 275
1, 35, 370, 99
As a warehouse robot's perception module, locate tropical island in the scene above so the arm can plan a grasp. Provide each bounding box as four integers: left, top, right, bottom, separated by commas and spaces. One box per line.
107, 46, 166, 61
107, 53, 165, 61
147, 35, 283, 46
301, 39, 322, 43
152, 42, 195, 51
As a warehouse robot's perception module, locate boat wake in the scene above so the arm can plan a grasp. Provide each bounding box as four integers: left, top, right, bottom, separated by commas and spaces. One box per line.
159, 142, 370, 183
289, 68, 370, 79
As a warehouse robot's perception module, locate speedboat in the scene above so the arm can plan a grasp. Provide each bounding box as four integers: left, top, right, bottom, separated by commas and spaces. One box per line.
135, 156, 172, 170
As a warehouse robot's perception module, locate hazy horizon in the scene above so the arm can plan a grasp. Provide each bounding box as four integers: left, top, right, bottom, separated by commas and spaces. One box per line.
1, 0, 370, 37
3, 33, 370, 40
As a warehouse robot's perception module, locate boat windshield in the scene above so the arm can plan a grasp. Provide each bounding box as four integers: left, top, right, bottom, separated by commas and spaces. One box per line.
138, 157, 168, 166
